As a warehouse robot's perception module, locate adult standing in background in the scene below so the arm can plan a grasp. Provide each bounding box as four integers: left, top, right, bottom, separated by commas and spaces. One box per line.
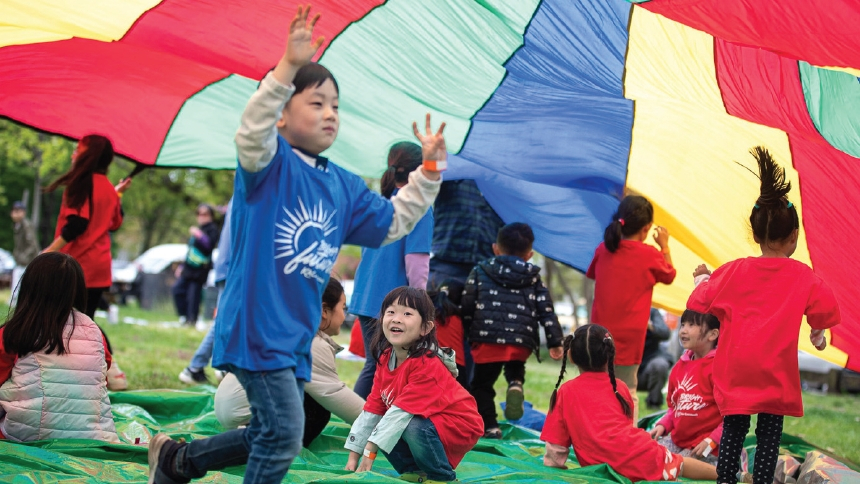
43, 134, 131, 390
9, 201, 38, 306
637, 308, 673, 410
428, 179, 505, 289
172, 204, 220, 327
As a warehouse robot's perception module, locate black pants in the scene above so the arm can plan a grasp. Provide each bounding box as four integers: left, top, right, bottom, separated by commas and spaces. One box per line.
85, 287, 112, 353
717, 413, 784, 484
302, 395, 331, 448
470, 360, 525, 430
172, 274, 205, 323
637, 357, 671, 408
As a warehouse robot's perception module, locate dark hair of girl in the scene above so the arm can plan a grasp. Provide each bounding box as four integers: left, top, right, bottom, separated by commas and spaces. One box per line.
680, 309, 720, 346
745, 146, 799, 244
44, 134, 114, 209
380, 142, 422, 199
293, 63, 339, 96
2, 252, 87, 357
370, 286, 438, 363
603, 195, 654, 253
318, 278, 345, 333
427, 279, 463, 326
549, 324, 632, 419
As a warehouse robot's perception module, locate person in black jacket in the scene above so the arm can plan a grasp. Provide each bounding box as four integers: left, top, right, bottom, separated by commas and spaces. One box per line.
637, 308, 674, 410
461, 223, 564, 438
173, 204, 220, 326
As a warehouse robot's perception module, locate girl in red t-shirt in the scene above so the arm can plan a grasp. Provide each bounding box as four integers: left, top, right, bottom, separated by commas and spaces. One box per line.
586, 195, 676, 421
688, 147, 840, 484
541, 324, 717, 482
650, 310, 722, 465
344, 287, 483, 482
428, 279, 469, 389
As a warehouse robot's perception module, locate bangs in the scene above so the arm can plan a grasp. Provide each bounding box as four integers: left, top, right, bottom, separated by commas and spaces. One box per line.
378, 287, 435, 322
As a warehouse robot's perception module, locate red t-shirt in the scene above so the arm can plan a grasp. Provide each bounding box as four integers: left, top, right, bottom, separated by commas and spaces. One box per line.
55, 173, 123, 288
658, 349, 722, 450
364, 349, 483, 468
687, 257, 840, 417
541, 371, 669, 482
586, 240, 676, 365
471, 342, 531, 364
436, 315, 465, 367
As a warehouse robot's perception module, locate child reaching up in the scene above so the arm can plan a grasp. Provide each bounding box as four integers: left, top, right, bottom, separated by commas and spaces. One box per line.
650, 310, 722, 465
0, 253, 118, 442
687, 147, 840, 484
461, 222, 564, 438
148, 5, 445, 483
541, 324, 717, 482
586, 195, 676, 421
345, 287, 483, 483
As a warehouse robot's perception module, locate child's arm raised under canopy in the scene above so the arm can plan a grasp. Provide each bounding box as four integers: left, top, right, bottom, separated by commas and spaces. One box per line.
235, 5, 324, 175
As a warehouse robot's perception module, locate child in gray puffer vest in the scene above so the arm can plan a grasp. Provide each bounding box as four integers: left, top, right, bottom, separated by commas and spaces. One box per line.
461, 222, 564, 438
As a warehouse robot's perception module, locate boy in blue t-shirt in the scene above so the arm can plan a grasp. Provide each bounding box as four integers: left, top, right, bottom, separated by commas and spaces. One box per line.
148, 6, 445, 483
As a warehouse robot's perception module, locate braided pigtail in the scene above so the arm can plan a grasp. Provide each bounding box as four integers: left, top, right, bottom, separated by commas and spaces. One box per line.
549, 335, 574, 412
605, 337, 632, 419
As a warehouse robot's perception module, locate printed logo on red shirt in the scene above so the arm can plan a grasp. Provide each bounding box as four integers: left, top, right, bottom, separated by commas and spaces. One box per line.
672, 375, 709, 417
380, 386, 395, 408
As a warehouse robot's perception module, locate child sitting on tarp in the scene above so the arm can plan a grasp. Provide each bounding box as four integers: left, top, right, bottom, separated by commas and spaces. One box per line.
0, 253, 118, 442
649, 310, 721, 465
541, 324, 716, 482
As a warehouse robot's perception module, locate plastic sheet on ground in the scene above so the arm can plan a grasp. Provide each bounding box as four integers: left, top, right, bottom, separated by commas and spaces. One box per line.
0, 388, 857, 483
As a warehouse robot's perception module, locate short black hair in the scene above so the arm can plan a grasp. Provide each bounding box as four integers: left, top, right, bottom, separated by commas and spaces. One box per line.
496, 222, 534, 258
680, 309, 720, 345
294, 63, 339, 96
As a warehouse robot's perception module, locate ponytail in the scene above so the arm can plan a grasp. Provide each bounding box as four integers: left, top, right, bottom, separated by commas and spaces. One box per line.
605, 337, 633, 419
745, 146, 799, 243
380, 142, 422, 199
549, 335, 574, 412
603, 195, 654, 253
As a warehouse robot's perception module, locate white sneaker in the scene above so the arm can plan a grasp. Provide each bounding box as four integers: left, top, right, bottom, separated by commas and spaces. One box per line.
214, 370, 226, 383
107, 362, 128, 391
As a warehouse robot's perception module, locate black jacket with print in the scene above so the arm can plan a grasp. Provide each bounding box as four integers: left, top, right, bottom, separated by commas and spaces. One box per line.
461, 255, 563, 359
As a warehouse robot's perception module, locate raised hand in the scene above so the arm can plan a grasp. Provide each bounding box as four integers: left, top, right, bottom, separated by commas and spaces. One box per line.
285, 5, 324, 68
653, 225, 670, 250
692, 264, 711, 278
412, 113, 447, 177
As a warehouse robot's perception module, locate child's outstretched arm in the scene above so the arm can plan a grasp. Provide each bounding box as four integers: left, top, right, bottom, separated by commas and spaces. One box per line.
235, 5, 324, 175
379, 115, 444, 245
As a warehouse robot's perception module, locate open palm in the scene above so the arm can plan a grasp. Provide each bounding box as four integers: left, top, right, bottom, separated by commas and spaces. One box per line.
413, 113, 447, 161
285, 5, 324, 67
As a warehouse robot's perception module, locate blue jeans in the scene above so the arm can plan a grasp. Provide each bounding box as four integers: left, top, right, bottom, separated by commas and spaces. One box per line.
383, 417, 456, 482
188, 285, 224, 371
353, 315, 378, 399
170, 366, 305, 483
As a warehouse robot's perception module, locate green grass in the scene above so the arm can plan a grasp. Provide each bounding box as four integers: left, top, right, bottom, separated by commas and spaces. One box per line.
1, 290, 858, 465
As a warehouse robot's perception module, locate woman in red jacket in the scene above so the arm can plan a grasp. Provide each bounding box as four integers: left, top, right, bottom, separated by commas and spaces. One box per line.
43, 134, 131, 390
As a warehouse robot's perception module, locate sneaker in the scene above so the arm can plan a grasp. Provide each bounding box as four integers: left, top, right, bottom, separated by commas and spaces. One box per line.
178, 316, 187, 325
178, 367, 209, 385
482, 427, 502, 439
214, 370, 226, 383
107, 362, 128, 391
148, 433, 185, 484
504, 381, 525, 421
400, 472, 429, 482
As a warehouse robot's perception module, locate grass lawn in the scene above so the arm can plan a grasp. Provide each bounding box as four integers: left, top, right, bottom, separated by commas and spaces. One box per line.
1, 291, 858, 466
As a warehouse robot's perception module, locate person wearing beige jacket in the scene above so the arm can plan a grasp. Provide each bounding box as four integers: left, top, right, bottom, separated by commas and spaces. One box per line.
215, 278, 364, 446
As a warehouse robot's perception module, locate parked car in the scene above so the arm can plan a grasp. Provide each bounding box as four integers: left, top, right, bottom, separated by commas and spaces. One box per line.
0, 248, 15, 289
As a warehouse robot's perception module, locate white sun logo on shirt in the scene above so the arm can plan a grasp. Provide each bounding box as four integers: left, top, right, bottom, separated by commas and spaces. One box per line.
275, 199, 338, 259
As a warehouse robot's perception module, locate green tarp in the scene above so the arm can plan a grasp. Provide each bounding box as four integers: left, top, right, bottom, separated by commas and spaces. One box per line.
0, 388, 851, 483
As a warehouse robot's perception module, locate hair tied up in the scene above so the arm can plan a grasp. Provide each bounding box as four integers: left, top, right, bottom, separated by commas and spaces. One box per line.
603, 335, 612, 343
618, 218, 625, 226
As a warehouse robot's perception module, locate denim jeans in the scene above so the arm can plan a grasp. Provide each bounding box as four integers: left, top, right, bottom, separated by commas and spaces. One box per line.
188, 285, 224, 371
353, 315, 378, 399
383, 417, 456, 482
172, 275, 204, 323
170, 366, 305, 484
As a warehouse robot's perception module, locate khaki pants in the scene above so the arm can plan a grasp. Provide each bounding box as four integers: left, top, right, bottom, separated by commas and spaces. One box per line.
614, 364, 640, 424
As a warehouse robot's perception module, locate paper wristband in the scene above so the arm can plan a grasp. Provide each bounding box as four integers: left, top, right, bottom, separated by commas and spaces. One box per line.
423, 159, 447, 172
702, 438, 717, 457
363, 449, 377, 460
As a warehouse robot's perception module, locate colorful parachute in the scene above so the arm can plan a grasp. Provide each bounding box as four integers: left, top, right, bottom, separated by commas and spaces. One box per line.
2, 1, 859, 370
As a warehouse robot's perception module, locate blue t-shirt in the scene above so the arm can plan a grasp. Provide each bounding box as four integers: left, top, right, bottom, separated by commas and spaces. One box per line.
350, 198, 433, 318
213, 138, 394, 377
